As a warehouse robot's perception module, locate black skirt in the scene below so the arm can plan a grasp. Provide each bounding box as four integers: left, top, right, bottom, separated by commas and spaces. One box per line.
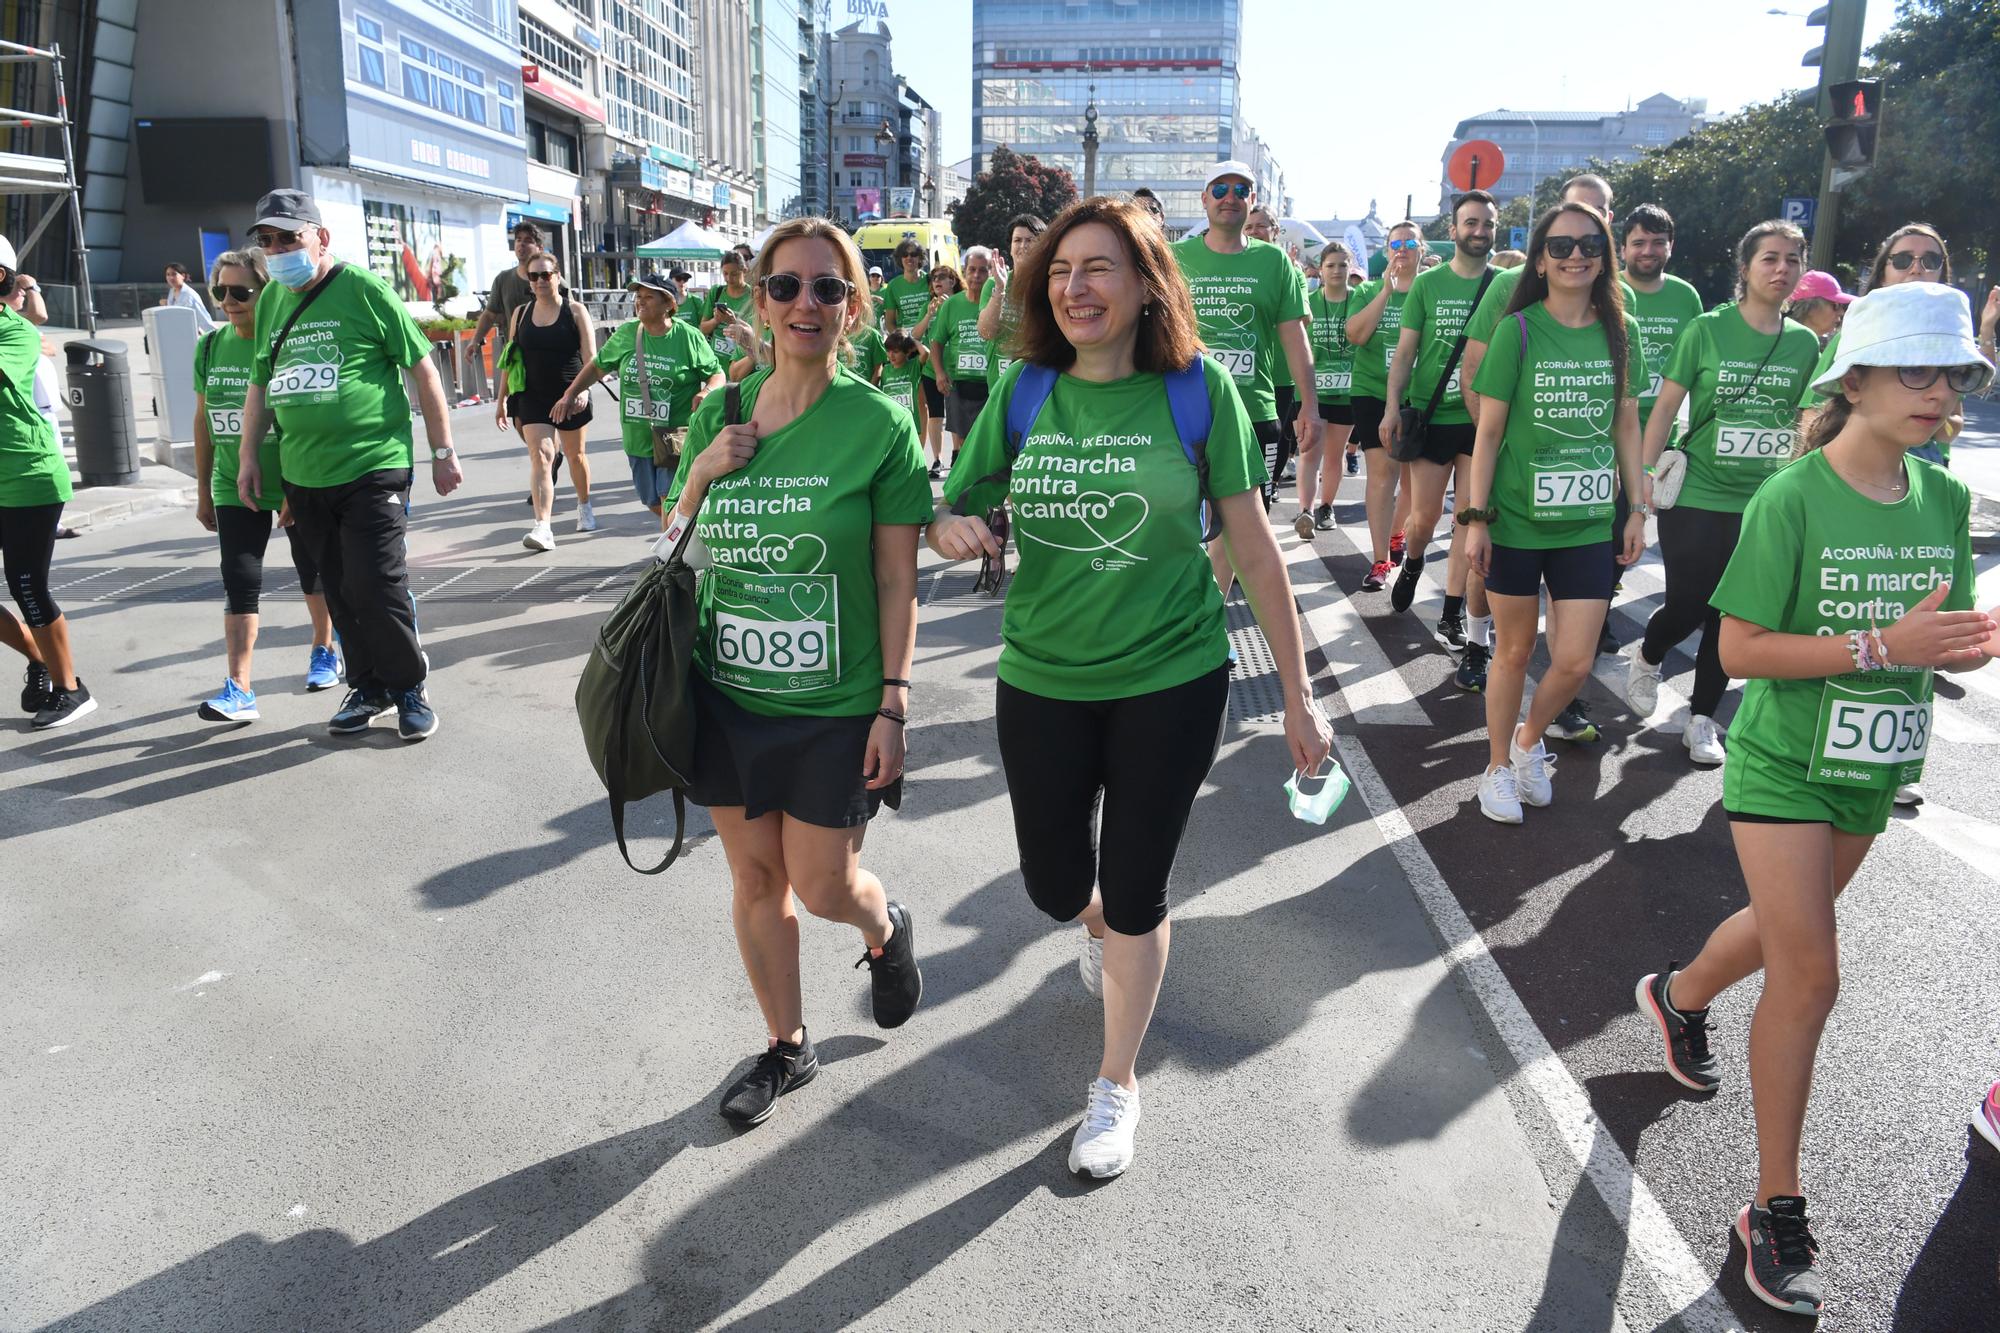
687, 673, 902, 828
508, 390, 594, 429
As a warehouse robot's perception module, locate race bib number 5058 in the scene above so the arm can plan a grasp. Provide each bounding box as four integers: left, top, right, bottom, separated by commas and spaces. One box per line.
1809, 677, 1930, 789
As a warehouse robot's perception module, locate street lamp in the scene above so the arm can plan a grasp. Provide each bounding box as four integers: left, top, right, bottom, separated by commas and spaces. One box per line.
1082, 82, 1099, 198
825, 79, 846, 219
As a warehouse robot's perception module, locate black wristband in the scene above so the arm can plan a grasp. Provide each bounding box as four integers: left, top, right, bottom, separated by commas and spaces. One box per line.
882, 677, 911, 689
877, 709, 906, 725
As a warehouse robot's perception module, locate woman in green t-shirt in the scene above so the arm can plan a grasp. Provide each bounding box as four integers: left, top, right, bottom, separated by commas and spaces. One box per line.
929, 198, 1333, 1181
1346, 222, 1423, 588
910, 265, 961, 476
1633, 282, 1995, 1317
932, 247, 995, 464
1629, 220, 1820, 769
1463, 204, 1649, 825
1296, 242, 1360, 540
661, 218, 934, 1129
192, 249, 338, 723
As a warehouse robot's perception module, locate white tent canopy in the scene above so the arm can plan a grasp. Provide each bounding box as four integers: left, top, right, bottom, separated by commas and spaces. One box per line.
636, 218, 730, 260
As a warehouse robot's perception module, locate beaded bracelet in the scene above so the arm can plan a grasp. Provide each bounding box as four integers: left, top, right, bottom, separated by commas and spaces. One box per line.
1848, 629, 1885, 673
1869, 627, 1894, 668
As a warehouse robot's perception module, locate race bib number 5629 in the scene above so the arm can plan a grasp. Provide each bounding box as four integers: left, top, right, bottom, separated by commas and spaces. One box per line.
268, 363, 338, 398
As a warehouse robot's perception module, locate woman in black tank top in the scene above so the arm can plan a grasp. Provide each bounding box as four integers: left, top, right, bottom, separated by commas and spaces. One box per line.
499, 257, 600, 549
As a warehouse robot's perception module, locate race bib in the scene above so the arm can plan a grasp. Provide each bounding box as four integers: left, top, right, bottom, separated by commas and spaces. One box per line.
1316, 369, 1352, 395
888, 386, 914, 413
992, 355, 1013, 379
1809, 676, 1930, 789
1529, 467, 1617, 521
268, 361, 339, 399
1644, 372, 1665, 400
1713, 424, 1793, 465
705, 567, 840, 695
207, 407, 244, 438
624, 394, 672, 422
1207, 346, 1255, 380
1445, 365, 1461, 396
957, 351, 988, 373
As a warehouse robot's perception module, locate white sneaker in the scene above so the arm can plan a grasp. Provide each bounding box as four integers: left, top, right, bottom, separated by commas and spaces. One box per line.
523, 522, 556, 552
1684, 714, 1726, 766
1894, 782, 1924, 807
575, 502, 598, 533
1509, 733, 1555, 807
1067, 1077, 1141, 1179
1478, 764, 1525, 824
1079, 931, 1104, 998
1624, 641, 1662, 716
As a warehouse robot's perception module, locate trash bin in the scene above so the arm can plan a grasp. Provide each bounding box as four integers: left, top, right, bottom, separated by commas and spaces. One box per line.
64, 339, 141, 486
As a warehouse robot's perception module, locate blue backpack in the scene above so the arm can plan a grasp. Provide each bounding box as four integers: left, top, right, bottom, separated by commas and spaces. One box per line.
953, 361, 1219, 542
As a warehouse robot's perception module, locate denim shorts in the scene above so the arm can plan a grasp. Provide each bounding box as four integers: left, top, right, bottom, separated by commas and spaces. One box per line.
628, 453, 674, 510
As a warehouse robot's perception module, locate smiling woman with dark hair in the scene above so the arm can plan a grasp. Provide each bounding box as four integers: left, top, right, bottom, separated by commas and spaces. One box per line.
929, 197, 1332, 1181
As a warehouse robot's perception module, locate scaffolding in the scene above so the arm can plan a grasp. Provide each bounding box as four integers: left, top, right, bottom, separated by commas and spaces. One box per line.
0, 37, 93, 333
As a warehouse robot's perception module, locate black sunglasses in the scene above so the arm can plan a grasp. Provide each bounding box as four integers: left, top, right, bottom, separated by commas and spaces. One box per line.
251, 229, 302, 248
760, 273, 854, 305
1544, 234, 1608, 260
1208, 182, 1252, 200
1894, 364, 1991, 394
527, 270, 558, 282
1886, 250, 1945, 273
210, 283, 260, 303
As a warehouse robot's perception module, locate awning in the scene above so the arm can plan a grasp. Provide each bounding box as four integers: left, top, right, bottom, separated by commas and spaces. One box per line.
508, 199, 571, 225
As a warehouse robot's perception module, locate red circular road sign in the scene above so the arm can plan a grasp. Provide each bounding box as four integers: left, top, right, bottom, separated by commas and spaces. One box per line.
1449, 140, 1506, 193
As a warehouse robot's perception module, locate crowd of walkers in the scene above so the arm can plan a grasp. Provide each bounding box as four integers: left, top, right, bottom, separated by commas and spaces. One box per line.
3, 171, 1998, 1319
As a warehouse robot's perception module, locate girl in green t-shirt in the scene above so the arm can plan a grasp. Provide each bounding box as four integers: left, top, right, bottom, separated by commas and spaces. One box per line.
929, 197, 1333, 1182
1630, 220, 1820, 770
1634, 281, 1995, 1318
1463, 204, 1648, 825
877, 332, 922, 422
191, 249, 338, 724
1297, 242, 1360, 540
661, 218, 934, 1129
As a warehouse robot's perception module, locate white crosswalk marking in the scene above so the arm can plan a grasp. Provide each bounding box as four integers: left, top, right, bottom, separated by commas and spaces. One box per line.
1284, 532, 1429, 726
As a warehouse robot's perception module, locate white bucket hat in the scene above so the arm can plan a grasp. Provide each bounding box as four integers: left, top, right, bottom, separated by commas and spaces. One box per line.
1812, 281, 1995, 394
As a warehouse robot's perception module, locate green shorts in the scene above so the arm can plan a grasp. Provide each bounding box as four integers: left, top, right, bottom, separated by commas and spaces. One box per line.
1723, 734, 1898, 836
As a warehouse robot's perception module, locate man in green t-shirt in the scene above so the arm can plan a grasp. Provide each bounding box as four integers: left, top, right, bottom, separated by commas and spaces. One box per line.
239, 189, 463, 742
1382, 189, 1497, 665
931, 246, 994, 450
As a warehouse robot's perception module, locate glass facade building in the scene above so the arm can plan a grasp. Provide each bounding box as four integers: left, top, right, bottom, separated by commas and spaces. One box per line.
751, 0, 805, 222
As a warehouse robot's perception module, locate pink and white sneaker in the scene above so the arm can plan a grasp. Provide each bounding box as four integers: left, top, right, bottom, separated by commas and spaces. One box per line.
1976, 1080, 2000, 1154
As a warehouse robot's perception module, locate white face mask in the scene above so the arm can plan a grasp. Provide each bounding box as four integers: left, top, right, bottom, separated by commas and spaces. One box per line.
1284, 759, 1350, 825
266, 246, 318, 290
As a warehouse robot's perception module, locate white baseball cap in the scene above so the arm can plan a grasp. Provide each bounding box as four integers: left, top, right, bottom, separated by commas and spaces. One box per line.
0, 234, 17, 271
1811, 281, 1995, 394
1202, 160, 1255, 193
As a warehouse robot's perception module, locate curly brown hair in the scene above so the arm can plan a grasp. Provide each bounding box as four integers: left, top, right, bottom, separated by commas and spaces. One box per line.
1006, 197, 1202, 373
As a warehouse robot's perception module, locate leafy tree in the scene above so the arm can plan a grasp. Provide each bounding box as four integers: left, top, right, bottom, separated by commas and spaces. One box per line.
948, 145, 1078, 252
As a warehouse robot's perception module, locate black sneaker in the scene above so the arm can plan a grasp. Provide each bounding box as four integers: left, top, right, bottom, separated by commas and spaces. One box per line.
1436, 612, 1467, 653
31, 678, 95, 730
1548, 700, 1601, 743
21, 660, 51, 713
927, 461, 941, 479
854, 900, 923, 1028
328, 688, 393, 735
395, 685, 439, 742
1635, 967, 1720, 1092
1597, 621, 1620, 656
1345, 452, 1360, 476
1736, 1196, 1824, 1317
1452, 641, 1488, 693
719, 1030, 819, 1126
1389, 558, 1424, 613
1312, 503, 1335, 531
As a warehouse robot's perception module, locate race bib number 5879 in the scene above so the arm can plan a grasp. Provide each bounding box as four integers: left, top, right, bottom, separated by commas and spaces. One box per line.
1207, 347, 1255, 380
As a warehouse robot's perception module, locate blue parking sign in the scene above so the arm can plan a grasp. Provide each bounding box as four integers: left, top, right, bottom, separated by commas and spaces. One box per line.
1781, 197, 1817, 227
1509, 227, 1527, 250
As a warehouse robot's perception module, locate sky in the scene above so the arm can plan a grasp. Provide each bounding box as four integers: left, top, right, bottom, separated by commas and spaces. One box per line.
882, 0, 1899, 220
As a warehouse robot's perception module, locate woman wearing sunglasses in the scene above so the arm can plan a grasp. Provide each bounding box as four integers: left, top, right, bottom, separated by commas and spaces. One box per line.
910, 264, 962, 476
498, 255, 599, 550
1634, 282, 1995, 1317
1461, 204, 1647, 822
662, 219, 933, 1128
1296, 240, 1360, 538
1627, 221, 1821, 769
190, 249, 338, 722
1346, 222, 1423, 589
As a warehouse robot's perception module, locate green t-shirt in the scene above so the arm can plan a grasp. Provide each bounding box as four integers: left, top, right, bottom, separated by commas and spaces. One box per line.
1626, 274, 1705, 434
942, 357, 1266, 701
1171, 235, 1307, 423
849, 326, 887, 385
703, 285, 755, 364
1400, 262, 1493, 425
1348, 279, 1407, 403
879, 357, 922, 420
1306, 286, 1361, 405
196, 327, 283, 509
983, 280, 1022, 390
1797, 330, 1839, 413
933, 289, 992, 381
882, 274, 931, 336
667, 368, 932, 718
0, 304, 66, 507
1715, 450, 1973, 825
1464, 265, 1638, 347
595, 318, 723, 457
1470, 302, 1645, 550
1660, 303, 1823, 514
250, 265, 430, 490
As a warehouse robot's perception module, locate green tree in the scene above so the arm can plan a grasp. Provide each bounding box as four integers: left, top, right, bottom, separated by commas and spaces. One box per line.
947, 145, 1078, 252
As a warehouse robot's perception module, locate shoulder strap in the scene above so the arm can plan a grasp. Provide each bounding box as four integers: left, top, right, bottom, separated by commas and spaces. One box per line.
1005, 363, 1059, 456
508, 299, 528, 340
268, 261, 345, 366
1417, 266, 1496, 425
663, 381, 740, 566
1679, 323, 1786, 451
1165, 361, 1221, 543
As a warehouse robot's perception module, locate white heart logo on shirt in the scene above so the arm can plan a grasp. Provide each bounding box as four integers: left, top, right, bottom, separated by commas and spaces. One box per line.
1020, 491, 1151, 562
752, 532, 829, 575
789, 583, 829, 620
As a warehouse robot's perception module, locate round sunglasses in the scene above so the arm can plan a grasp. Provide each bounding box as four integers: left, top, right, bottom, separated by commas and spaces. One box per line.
1208, 182, 1252, 201
1885, 249, 1945, 273
760, 273, 855, 305
1892, 363, 1991, 394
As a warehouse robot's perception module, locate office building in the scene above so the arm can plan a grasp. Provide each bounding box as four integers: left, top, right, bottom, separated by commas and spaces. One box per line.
516, 0, 612, 280
1440, 94, 1711, 209
751, 0, 806, 223
822, 21, 910, 222
970, 0, 1284, 239
694, 0, 757, 240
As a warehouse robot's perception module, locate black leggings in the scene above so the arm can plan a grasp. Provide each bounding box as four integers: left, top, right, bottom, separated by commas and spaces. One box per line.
1641, 504, 1742, 718
1274, 384, 1298, 484
994, 664, 1230, 936
1, 501, 64, 628
216, 504, 323, 616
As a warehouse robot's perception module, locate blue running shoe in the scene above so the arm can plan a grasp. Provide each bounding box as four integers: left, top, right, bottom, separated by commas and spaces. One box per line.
396, 685, 439, 742
306, 644, 341, 692
198, 679, 259, 723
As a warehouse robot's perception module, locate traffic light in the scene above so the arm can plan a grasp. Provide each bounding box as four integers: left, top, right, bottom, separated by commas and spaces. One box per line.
1824, 79, 1882, 171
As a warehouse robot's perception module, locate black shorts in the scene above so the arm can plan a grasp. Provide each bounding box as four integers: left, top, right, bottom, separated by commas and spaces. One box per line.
687, 673, 902, 828
1484, 539, 1617, 601
1318, 401, 1354, 426
1350, 395, 1387, 449
945, 381, 989, 437
1415, 420, 1476, 467
508, 391, 593, 429
1727, 811, 1827, 826
921, 375, 946, 418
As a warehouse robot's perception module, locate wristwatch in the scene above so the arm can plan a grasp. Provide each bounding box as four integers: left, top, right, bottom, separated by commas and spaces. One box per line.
1455, 506, 1494, 526
431, 446, 455, 461
1632, 500, 1655, 517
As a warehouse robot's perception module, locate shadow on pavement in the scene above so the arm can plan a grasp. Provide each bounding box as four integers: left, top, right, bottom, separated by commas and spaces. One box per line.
1893, 1132, 2000, 1329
